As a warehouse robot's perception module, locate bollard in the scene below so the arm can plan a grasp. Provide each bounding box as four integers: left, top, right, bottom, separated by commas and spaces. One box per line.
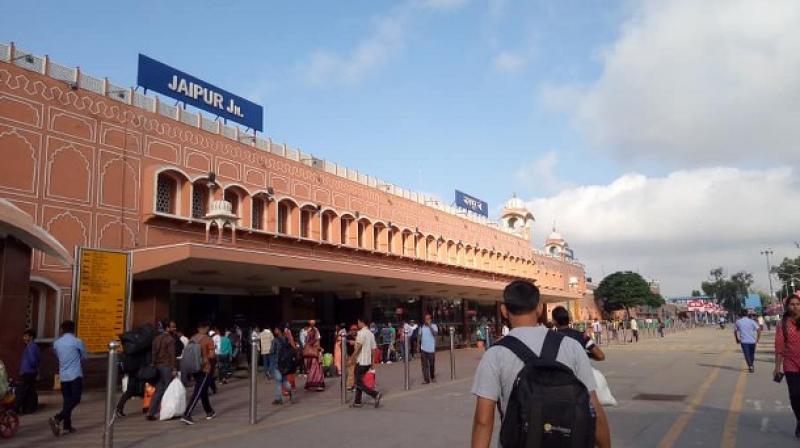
449, 327, 455, 380
103, 341, 119, 448
403, 330, 410, 390
249, 334, 258, 425
340, 332, 347, 404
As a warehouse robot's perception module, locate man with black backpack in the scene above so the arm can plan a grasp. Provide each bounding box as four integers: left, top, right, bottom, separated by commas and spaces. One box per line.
471, 280, 610, 448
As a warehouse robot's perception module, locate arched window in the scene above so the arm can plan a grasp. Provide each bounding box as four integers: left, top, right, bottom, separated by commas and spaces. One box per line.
321, 212, 333, 242
277, 202, 289, 234
192, 182, 209, 218
224, 189, 239, 215
387, 228, 395, 253
357, 221, 366, 248
251, 197, 265, 230
340, 217, 350, 245
156, 174, 177, 214
300, 208, 313, 238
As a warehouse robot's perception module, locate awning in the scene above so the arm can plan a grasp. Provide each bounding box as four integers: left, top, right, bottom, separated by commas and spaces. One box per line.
0, 199, 72, 266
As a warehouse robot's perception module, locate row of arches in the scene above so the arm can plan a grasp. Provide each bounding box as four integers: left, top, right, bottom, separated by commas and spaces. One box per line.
152, 167, 565, 283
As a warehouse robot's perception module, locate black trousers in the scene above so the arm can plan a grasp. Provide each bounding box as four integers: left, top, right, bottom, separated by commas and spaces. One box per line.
421, 351, 435, 382
184, 371, 214, 417
354, 364, 377, 405
787, 372, 800, 422
12, 372, 36, 414
55, 378, 82, 430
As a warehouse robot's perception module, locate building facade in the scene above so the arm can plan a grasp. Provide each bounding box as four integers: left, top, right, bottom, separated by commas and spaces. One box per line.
0, 42, 587, 360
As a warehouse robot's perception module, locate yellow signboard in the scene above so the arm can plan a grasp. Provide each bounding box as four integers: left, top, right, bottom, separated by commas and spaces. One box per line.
75, 248, 129, 353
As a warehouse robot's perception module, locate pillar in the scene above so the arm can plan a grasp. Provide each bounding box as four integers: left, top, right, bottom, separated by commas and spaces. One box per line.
0, 237, 32, 378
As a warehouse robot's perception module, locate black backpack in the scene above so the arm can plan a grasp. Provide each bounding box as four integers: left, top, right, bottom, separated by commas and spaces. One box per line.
494, 332, 594, 448
276, 339, 296, 375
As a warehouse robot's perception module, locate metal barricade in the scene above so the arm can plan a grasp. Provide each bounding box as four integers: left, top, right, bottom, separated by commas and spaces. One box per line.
449, 327, 456, 380
340, 332, 348, 404
403, 330, 410, 390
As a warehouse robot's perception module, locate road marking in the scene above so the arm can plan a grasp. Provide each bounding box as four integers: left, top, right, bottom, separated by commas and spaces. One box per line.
760, 417, 769, 432
657, 351, 729, 448
721, 365, 748, 447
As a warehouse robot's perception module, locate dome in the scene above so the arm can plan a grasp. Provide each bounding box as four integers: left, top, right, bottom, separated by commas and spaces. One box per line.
547, 231, 563, 242
505, 195, 526, 210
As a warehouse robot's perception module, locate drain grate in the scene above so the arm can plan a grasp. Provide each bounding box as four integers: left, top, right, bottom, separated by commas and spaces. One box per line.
632, 393, 686, 402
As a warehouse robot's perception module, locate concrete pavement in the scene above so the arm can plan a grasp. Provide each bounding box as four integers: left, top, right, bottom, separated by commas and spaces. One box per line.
4, 326, 796, 447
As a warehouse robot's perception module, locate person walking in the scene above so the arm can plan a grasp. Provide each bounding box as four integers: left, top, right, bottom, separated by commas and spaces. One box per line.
775, 293, 800, 437
346, 324, 358, 390
552, 307, 605, 361
218, 330, 233, 384
13, 329, 40, 414
629, 318, 639, 343
734, 311, 761, 373
283, 323, 298, 393
592, 319, 603, 346
351, 317, 382, 408
380, 323, 393, 364
181, 322, 216, 425
271, 326, 295, 405
303, 320, 325, 391
419, 314, 439, 384
147, 320, 177, 421
49, 321, 86, 437
470, 281, 610, 448
259, 325, 275, 379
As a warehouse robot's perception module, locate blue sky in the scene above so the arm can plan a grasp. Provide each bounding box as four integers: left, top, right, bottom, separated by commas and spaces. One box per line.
2, 0, 626, 205
5, 0, 800, 296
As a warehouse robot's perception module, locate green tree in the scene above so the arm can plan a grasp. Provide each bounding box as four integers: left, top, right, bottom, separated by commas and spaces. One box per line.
700, 268, 753, 314
690, 289, 702, 297
595, 271, 654, 317
772, 256, 800, 300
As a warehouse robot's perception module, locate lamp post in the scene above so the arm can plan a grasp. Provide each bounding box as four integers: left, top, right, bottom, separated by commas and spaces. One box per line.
760, 249, 775, 300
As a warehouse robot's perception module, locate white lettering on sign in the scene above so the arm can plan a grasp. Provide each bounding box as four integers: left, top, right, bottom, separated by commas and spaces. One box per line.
463, 196, 484, 211
167, 75, 243, 118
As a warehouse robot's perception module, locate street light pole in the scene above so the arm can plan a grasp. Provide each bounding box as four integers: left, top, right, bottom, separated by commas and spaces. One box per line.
760, 248, 775, 300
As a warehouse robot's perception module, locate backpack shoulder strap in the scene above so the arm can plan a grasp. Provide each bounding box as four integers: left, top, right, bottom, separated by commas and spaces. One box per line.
540, 330, 564, 363
492, 335, 538, 364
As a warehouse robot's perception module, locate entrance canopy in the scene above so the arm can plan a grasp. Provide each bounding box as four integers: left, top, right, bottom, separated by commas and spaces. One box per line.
0, 199, 72, 266
132, 243, 579, 304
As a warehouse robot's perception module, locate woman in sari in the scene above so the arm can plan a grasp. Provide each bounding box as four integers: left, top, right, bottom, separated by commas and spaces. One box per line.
333, 323, 344, 376
304, 320, 325, 391
282, 323, 297, 396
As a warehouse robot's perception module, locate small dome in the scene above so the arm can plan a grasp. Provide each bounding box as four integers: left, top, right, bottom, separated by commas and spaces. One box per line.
505, 195, 526, 210
547, 231, 563, 242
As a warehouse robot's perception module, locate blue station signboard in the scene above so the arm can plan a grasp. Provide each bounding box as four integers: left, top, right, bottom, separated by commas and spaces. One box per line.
137, 54, 263, 132
455, 190, 488, 217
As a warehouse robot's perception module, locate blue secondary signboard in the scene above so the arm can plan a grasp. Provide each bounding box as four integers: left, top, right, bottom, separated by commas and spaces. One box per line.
455, 190, 488, 217
137, 54, 263, 132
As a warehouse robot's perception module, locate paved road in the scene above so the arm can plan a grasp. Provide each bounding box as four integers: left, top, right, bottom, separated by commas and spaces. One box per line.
4, 326, 796, 447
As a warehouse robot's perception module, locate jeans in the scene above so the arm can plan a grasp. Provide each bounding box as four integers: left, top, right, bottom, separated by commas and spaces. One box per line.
147, 366, 174, 417
421, 351, 436, 383
354, 364, 378, 405
217, 355, 232, 381
12, 372, 36, 414
55, 377, 82, 430
595, 332, 603, 345
184, 372, 214, 417
740, 343, 756, 367
786, 372, 800, 422
273, 369, 293, 402
262, 353, 274, 377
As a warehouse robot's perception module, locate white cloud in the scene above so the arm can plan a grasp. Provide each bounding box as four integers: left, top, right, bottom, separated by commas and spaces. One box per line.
515, 151, 572, 194
492, 50, 526, 73
303, 1, 469, 85
526, 166, 800, 295
540, 0, 800, 165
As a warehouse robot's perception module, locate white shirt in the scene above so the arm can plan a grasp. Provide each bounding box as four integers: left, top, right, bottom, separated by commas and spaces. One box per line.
259, 329, 274, 355
178, 335, 189, 359
501, 325, 510, 336
355, 327, 377, 366
212, 334, 221, 354
630, 320, 639, 331
592, 322, 601, 332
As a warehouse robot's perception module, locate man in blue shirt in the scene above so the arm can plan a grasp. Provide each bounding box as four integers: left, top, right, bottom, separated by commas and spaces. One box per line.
419, 313, 439, 384
49, 320, 86, 437
734, 312, 761, 373
13, 329, 40, 414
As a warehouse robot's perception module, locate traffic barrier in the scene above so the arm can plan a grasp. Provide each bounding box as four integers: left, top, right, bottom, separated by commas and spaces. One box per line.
103, 341, 119, 448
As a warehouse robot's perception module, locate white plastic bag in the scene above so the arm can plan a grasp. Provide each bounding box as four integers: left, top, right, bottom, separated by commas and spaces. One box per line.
159, 378, 187, 421
592, 368, 617, 407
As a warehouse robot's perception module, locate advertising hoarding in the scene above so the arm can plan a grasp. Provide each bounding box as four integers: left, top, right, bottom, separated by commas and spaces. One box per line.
137, 54, 264, 131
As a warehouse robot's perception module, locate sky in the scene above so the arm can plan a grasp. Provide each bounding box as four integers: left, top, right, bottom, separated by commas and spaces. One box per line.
3, 0, 799, 296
